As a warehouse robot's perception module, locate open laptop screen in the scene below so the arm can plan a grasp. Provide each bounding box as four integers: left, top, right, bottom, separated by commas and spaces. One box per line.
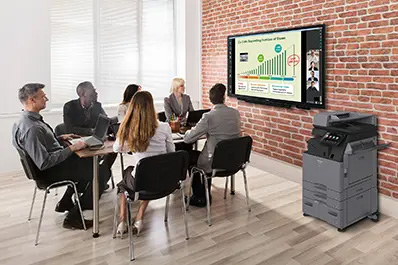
94, 114, 111, 140
186, 109, 210, 126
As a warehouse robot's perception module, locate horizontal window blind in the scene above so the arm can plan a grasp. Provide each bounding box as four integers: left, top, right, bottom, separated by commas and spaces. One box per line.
50, 0, 175, 108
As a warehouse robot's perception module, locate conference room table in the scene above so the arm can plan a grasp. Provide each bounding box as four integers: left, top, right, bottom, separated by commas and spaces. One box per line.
75, 136, 236, 238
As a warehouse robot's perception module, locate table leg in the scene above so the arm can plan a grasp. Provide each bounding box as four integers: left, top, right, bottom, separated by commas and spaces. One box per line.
120, 153, 124, 175
93, 155, 100, 238
230, 174, 235, 195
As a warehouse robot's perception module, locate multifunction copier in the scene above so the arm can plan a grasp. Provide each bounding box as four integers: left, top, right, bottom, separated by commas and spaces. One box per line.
302, 112, 388, 231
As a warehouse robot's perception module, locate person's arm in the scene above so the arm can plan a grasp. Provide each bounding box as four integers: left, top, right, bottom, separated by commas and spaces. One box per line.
183, 114, 209, 144
113, 137, 130, 153
164, 124, 176, 153
63, 102, 93, 136
164, 97, 173, 122
24, 126, 73, 171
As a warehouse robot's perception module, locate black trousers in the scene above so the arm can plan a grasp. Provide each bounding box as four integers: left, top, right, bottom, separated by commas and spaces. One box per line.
188, 150, 212, 198
40, 154, 110, 210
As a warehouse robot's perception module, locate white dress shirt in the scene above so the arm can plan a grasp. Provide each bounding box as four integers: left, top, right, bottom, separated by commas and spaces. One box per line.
113, 122, 175, 176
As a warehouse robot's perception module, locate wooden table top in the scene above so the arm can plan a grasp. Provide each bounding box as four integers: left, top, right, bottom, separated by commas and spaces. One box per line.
75, 140, 115, 158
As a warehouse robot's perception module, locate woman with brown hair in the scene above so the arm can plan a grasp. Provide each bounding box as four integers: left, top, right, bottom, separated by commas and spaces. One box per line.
113, 91, 175, 236
117, 84, 141, 122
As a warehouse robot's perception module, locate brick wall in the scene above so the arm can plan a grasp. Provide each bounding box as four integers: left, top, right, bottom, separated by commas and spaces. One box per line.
201, 0, 398, 198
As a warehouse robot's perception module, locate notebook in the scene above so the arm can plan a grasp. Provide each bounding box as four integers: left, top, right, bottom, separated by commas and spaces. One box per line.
70, 114, 110, 147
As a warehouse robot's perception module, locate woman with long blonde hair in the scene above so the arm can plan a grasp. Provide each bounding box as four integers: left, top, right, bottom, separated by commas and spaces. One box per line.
113, 91, 175, 236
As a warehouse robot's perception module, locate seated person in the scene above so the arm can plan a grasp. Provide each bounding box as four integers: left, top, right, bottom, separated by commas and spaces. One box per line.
307, 50, 319, 65
183, 83, 241, 207
63, 81, 117, 187
308, 61, 319, 71
113, 91, 175, 236
12, 83, 111, 229
306, 81, 320, 102
117, 84, 141, 122
307, 71, 318, 82
164, 77, 194, 124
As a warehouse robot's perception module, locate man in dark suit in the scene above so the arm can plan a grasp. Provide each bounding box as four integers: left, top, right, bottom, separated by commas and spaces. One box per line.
63, 81, 117, 187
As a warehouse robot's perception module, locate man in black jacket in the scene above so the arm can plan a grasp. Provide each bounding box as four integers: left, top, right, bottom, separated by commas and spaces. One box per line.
63, 81, 117, 187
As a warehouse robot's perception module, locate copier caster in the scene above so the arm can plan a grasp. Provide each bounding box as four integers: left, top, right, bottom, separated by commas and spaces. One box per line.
367, 212, 379, 222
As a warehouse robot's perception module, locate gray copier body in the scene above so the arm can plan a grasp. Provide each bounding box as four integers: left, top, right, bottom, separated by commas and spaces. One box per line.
302, 112, 385, 231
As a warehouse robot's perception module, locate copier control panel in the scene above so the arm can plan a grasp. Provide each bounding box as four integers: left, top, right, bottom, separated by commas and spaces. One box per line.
320, 132, 345, 146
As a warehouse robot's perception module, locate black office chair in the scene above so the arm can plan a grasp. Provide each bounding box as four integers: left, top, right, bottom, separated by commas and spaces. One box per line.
14, 140, 86, 246
157, 111, 167, 122
112, 151, 190, 261
187, 136, 253, 226
54, 123, 66, 136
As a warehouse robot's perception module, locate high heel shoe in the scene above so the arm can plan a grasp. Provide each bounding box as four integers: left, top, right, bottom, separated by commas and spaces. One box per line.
117, 222, 127, 239
133, 220, 144, 236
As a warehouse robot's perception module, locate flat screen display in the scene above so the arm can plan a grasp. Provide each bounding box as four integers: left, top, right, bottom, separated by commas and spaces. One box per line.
228, 25, 325, 109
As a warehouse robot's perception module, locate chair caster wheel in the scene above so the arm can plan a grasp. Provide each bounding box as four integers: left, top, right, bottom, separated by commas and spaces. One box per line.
303, 213, 309, 217
337, 228, 346, 232
93, 233, 100, 238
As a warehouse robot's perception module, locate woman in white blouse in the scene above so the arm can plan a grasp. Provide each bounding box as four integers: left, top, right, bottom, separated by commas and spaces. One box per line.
117, 84, 141, 122
113, 91, 175, 236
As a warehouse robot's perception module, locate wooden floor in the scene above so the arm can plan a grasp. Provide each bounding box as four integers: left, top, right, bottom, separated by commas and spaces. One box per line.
1, 153, 398, 265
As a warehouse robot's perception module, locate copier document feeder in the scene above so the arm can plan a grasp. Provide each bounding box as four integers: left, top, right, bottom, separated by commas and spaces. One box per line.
302, 112, 388, 231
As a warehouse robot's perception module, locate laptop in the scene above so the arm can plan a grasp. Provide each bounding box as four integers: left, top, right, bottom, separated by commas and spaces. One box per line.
186, 109, 210, 127
70, 114, 111, 147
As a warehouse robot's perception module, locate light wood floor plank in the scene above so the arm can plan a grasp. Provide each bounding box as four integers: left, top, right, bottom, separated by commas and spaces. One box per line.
1, 154, 398, 265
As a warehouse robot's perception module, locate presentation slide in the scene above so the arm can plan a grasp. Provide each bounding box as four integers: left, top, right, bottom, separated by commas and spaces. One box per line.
234, 31, 302, 102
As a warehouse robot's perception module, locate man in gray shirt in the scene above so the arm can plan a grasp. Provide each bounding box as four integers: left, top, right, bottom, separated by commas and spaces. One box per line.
184, 83, 241, 207
12, 83, 110, 229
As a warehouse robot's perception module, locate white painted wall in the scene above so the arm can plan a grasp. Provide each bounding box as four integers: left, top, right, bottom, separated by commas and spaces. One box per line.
0, 0, 202, 175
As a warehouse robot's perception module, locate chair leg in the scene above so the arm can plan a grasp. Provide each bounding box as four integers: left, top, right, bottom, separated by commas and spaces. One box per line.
111, 173, 115, 190
120, 153, 124, 177
28, 186, 37, 221
230, 174, 235, 195
71, 183, 87, 231
242, 169, 251, 212
112, 195, 119, 239
180, 182, 189, 240
35, 189, 49, 246
164, 195, 170, 223
127, 197, 135, 261
204, 176, 212, 226
224, 177, 229, 200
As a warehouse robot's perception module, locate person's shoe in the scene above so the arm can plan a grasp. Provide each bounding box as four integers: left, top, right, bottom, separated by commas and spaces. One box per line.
133, 220, 144, 236
55, 198, 75, 213
62, 213, 93, 230
188, 195, 207, 207
117, 221, 127, 238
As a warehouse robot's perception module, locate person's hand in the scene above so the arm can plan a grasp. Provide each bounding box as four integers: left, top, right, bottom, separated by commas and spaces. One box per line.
69, 140, 87, 152
60, 134, 81, 141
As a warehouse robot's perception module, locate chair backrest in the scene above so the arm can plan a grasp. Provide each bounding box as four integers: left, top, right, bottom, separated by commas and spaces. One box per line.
13, 138, 40, 181
134, 150, 189, 193
54, 123, 66, 136
157, 111, 167, 122
211, 136, 253, 172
